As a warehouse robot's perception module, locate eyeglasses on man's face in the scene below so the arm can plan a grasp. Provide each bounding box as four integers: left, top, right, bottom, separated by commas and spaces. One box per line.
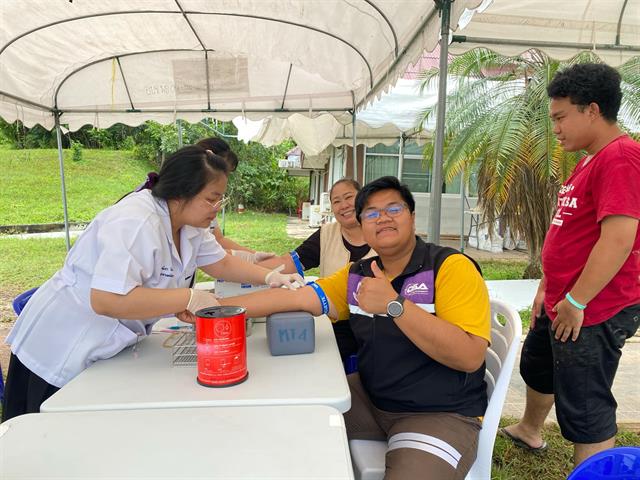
361, 202, 408, 223
203, 196, 230, 212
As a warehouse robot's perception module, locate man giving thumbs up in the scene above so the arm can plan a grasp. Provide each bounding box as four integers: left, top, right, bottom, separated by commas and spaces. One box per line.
219, 176, 491, 480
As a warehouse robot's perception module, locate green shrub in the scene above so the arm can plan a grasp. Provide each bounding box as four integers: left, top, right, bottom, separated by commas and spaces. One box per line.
132, 143, 158, 167
121, 136, 136, 150
70, 140, 83, 162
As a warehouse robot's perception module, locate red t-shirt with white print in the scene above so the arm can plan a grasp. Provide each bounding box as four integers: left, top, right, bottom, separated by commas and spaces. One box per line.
541, 135, 640, 327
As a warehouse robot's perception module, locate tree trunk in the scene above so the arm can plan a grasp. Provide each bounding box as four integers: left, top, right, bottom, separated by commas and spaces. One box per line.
523, 255, 542, 279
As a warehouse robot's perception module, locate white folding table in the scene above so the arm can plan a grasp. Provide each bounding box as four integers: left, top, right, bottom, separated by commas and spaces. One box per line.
0, 405, 354, 479
41, 315, 351, 413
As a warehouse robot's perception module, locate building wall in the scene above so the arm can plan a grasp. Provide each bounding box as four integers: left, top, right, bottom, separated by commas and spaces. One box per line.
333, 144, 479, 238
413, 193, 477, 237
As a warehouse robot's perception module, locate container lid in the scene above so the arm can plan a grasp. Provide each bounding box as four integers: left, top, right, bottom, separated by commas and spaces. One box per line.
196, 306, 246, 318
267, 311, 313, 321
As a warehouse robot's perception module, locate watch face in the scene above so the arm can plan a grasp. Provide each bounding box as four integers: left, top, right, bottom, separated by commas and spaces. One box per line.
387, 300, 403, 318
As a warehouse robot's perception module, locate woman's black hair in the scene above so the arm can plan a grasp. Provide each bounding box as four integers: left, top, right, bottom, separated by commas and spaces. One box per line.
196, 137, 239, 172
329, 178, 361, 199
355, 176, 415, 223
151, 145, 228, 201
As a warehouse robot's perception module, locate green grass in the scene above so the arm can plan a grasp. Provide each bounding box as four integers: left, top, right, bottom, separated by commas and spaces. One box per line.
222, 211, 302, 254
0, 148, 155, 224
478, 260, 528, 280
0, 236, 73, 292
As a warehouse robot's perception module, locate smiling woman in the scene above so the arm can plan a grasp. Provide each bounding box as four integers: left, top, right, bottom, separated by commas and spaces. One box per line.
257, 178, 377, 363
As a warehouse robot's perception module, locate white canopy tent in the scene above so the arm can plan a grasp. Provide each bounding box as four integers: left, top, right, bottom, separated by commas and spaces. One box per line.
2, 1, 639, 246
0, 0, 482, 128
451, 0, 640, 66
234, 78, 439, 155
0, 0, 482, 248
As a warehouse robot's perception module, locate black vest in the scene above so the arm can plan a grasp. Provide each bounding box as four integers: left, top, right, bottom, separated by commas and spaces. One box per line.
347, 237, 487, 417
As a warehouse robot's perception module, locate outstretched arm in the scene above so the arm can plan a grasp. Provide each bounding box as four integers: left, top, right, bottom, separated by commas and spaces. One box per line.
91, 287, 192, 320
201, 254, 302, 289
257, 253, 297, 273
219, 285, 336, 319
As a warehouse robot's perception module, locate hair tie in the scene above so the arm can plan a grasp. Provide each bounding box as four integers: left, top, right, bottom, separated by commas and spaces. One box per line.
134, 172, 159, 192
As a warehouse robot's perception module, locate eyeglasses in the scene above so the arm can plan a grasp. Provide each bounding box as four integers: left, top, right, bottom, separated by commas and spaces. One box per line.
203, 196, 230, 211
361, 202, 408, 223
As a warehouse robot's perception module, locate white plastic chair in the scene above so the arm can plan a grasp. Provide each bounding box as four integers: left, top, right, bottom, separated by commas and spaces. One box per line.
349, 299, 522, 480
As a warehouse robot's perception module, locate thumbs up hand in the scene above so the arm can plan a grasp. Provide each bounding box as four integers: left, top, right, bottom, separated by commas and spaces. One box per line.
355, 260, 398, 314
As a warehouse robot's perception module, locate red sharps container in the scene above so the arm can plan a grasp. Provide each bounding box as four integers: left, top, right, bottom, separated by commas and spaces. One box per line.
195, 306, 248, 387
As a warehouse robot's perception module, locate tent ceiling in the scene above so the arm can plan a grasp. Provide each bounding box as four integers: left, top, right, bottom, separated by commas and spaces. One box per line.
236, 78, 437, 155
229, 0, 640, 157
0, 0, 482, 131
451, 0, 640, 65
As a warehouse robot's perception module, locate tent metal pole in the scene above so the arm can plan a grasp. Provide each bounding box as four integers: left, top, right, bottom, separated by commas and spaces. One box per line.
450, 35, 640, 54
54, 114, 71, 251
328, 149, 334, 183
398, 134, 405, 180
177, 119, 183, 148
428, 0, 452, 245
460, 168, 465, 252
352, 110, 358, 181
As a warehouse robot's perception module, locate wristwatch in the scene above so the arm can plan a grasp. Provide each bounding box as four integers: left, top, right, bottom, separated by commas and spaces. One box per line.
386, 295, 405, 318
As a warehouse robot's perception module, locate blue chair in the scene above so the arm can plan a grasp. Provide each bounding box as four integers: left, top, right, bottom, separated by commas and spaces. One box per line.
345, 354, 358, 374
567, 447, 640, 480
12, 287, 38, 316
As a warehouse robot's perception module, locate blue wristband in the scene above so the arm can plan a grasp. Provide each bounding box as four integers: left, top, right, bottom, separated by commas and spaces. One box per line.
290, 251, 305, 277
309, 282, 329, 315
565, 292, 587, 310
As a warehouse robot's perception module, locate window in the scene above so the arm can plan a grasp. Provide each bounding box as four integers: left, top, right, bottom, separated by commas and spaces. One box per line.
364, 140, 477, 195
401, 157, 431, 192
365, 155, 398, 184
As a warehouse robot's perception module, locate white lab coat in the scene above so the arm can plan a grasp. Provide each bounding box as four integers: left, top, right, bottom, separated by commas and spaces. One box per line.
7, 190, 225, 387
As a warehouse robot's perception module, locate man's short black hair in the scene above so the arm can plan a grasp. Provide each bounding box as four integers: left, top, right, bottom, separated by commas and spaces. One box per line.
355, 176, 415, 223
547, 63, 622, 122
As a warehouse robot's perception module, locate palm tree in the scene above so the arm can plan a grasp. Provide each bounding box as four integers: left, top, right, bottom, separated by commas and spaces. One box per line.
419, 49, 640, 278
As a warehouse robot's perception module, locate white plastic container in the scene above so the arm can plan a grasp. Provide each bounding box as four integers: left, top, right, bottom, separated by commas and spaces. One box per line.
301, 202, 311, 220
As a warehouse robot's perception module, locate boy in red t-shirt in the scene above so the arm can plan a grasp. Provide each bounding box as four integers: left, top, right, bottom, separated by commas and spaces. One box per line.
501, 63, 640, 467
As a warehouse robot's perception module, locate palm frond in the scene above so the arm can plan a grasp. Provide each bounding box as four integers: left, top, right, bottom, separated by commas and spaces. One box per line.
416, 49, 640, 273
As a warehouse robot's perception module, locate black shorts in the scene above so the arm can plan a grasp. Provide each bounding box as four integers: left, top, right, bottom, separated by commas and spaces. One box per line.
1, 353, 59, 422
520, 304, 640, 443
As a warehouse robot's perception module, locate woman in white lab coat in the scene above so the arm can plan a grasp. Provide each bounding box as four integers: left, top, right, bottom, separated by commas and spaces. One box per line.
2, 145, 302, 421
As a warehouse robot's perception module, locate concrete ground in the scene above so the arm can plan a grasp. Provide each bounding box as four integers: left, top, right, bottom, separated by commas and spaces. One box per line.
286, 217, 640, 429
